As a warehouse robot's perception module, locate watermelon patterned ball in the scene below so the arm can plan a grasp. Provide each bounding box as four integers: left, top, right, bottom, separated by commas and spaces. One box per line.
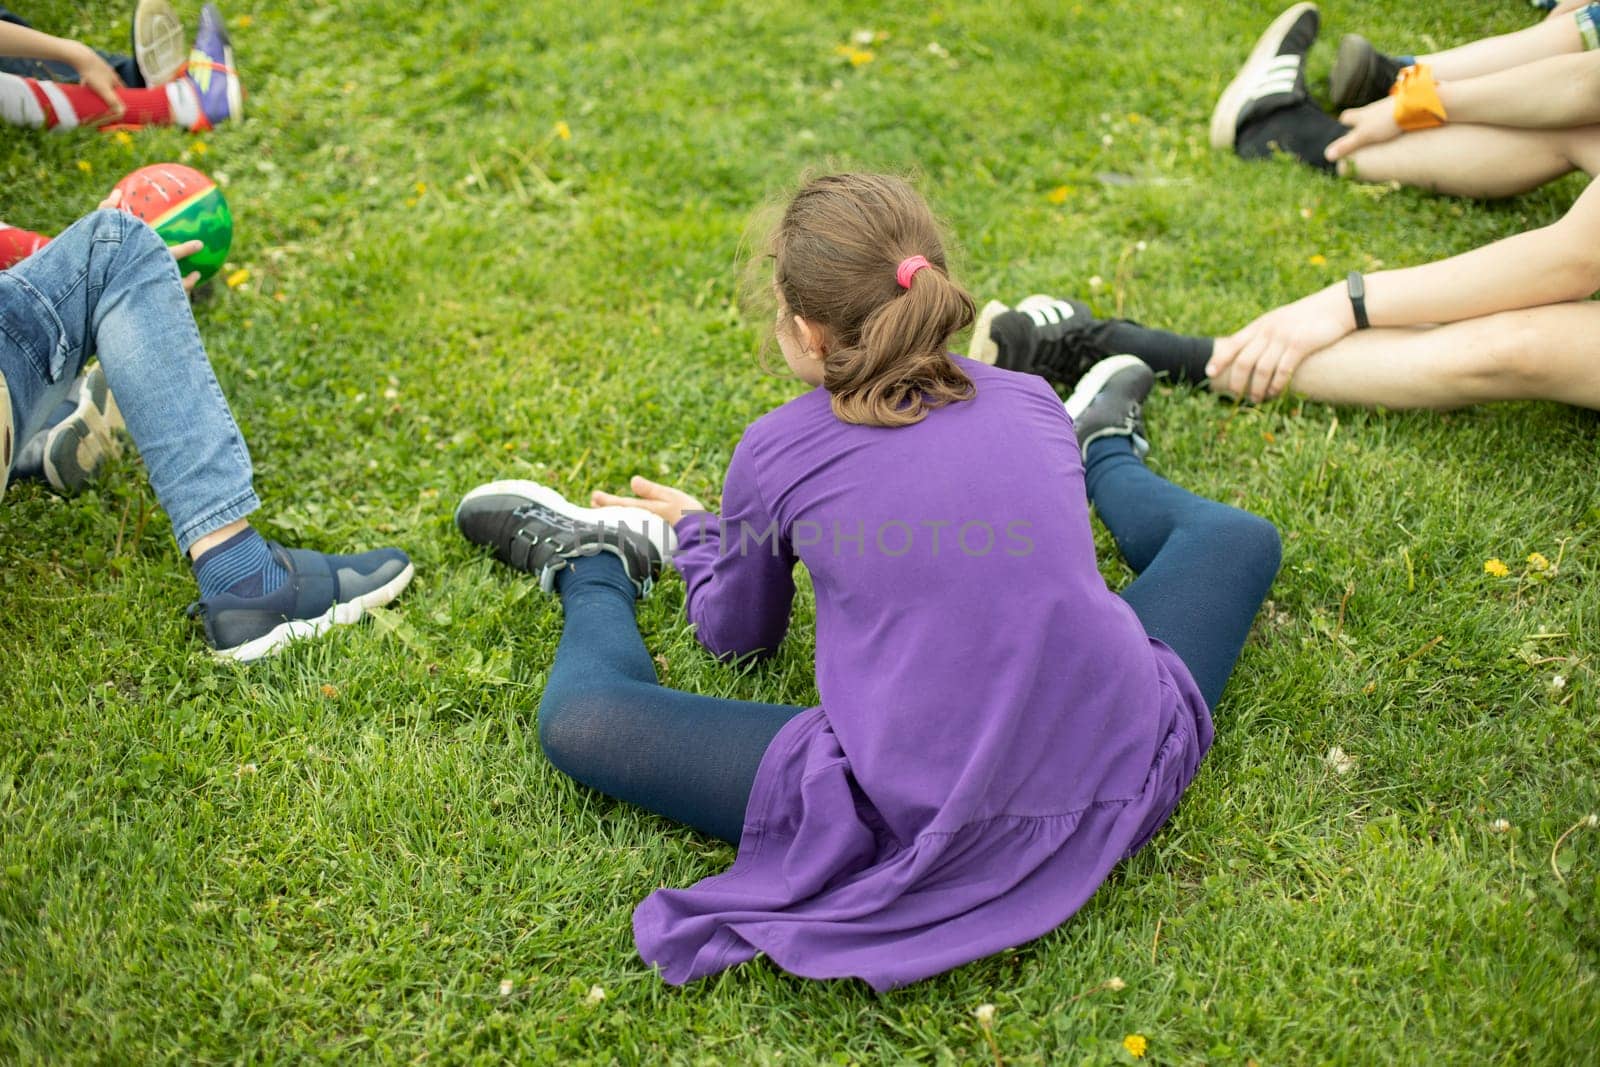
113, 163, 234, 285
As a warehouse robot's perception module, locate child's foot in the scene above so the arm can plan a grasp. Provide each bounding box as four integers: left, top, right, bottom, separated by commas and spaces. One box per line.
188, 541, 414, 661
1064, 355, 1154, 457
1330, 34, 1404, 112
133, 0, 188, 86
1210, 2, 1320, 150
1, 365, 13, 503
455, 479, 676, 597
968, 294, 1120, 385
183, 3, 242, 129
13, 364, 124, 493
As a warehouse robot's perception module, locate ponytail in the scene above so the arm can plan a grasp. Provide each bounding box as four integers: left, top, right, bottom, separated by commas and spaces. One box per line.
767, 173, 979, 428
824, 257, 975, 427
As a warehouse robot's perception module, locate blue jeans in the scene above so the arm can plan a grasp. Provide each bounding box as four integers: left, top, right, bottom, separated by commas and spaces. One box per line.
0, 7, 144, 86
0, 209, 259, 552
535, 438, 1281, 844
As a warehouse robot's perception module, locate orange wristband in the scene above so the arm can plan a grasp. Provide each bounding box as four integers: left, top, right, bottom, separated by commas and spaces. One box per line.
1389, 63, 1446, 131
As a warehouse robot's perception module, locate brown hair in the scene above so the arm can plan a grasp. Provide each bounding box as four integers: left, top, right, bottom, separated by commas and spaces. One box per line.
768, 173, 976, 428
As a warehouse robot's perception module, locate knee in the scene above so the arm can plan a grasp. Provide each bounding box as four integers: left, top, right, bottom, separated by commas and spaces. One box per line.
536, 682, 632, 782
1462, 311, 1557, 391
1211, 509, 1283, 584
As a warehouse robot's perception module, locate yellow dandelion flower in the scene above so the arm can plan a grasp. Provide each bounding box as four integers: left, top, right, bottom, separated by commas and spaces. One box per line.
225, 268, 250, 289
342, 81, 356, 94
414, 181, 427, 196
1123, 1033, 1148, 1058
554, 120, 572, 141
192, 140, 208, 155
1126, 112, 1143, 124
235, 14, 253, 29
850, 48, 875, 66
1308, 253, 1327, 266
1047, 185, 1071, 205
76, 159, 92, 174
1526, 551, 1551, 572
113, 130, 133, 147
1483, 558, 1509, 577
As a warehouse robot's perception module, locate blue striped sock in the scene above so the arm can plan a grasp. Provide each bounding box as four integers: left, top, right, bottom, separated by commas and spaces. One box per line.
193, 528, 288, 599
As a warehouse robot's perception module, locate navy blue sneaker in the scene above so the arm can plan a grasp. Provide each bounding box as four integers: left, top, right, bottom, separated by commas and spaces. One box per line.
1064, 355, 1154, 456
188, 542, 414, 661
455, 479, 675, 597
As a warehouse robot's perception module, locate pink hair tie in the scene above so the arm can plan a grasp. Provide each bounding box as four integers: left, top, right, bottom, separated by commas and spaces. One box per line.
895, 255, 932, 289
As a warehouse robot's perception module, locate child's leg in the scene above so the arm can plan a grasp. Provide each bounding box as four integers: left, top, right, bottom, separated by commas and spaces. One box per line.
0, 70, 199, 130
1285, 302, 1600, 410
1084, 437, 1281, 708
1, 208, 261, 549
0, 221, 50, 270
538, 553, 804, 844
1339, 122, 1600, 197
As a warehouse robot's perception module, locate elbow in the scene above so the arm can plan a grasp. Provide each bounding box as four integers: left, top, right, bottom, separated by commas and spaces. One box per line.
692, 619, 787, 664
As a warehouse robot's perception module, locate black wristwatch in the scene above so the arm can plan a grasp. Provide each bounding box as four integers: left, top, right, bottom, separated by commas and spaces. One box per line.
1347, 271, 1370, 330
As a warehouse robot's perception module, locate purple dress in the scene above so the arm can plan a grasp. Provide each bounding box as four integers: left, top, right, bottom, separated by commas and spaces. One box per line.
632, 359, 1211, 991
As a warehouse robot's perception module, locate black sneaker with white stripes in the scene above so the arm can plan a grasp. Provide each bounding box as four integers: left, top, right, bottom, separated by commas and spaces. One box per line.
1064, 356, 1154, 457
1330, 33, 1405, 112
1210, 3, 1320, 149
968, 295, 1120, 387
455, 480, 676, 598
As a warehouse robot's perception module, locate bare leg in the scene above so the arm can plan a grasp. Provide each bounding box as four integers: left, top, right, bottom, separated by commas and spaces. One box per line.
1283, 302, 1600, 410
1338, 123, 1600, 198
1419, 11, 1584, 80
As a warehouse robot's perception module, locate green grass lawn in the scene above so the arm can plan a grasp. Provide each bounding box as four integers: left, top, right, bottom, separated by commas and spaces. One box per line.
3, 0, 1598, 1061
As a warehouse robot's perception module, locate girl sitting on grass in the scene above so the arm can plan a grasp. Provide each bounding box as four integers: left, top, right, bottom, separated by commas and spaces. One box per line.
454, 173, 1282, 990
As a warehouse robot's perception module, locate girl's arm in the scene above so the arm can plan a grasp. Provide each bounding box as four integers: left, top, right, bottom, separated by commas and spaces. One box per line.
594, 438, 796, 660
0, 21, 126, 120
1208, 178, 1600, 400
671, 438, 796, 660
1329, 51, 1600, 160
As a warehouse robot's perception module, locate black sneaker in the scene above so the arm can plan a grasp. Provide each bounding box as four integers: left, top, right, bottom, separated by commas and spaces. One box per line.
188, 542, 415, 662
1064, 356, 1154, 456
455, 479, 676, 597
1330, 34, 1403, 111
1210, 2, 1320, 150
968, 295, 1120, 386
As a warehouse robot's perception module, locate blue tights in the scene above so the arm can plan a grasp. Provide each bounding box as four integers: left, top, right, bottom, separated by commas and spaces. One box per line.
536, 436, 1281, 844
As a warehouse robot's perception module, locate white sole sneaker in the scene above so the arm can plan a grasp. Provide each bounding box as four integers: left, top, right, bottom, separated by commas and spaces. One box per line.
1064, 354, 1149, 420
213, 561, 416, 663
456, 479, 677, 589
967, 300, 1010, 364
134, 0, 189, 86
1209, 2, 1318, 150
40, 364, 122, 493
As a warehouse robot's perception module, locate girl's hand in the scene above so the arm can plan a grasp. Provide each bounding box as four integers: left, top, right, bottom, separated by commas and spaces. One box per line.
67, 43, 126, 125
592, 476, 707, 527
1326, 97, 1403, 161
1207, 285, 1354, 402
